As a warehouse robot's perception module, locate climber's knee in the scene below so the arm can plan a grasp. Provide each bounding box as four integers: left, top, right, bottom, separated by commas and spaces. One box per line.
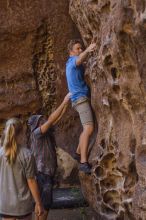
83, 123, 94, 136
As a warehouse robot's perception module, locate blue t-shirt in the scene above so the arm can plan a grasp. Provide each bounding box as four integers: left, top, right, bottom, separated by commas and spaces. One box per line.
66, 56, 89, 102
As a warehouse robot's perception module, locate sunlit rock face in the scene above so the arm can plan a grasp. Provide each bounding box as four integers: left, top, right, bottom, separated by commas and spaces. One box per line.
55, 147, 79, 186
70, 0, 146, 219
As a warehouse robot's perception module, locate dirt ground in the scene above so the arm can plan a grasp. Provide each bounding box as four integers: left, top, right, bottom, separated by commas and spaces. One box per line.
0, 207, 100, 220
48, 207, 100, 220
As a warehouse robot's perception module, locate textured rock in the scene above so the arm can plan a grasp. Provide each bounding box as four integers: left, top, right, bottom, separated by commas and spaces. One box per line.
0, 0, 81, 185
0, 0, 81, 153
69, 0, 146, 219
0, 0, 79, 118
56, 147, 79, 186
2, 0, 146, 219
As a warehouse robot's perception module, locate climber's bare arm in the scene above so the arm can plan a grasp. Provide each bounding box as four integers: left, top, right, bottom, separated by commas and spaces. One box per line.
40, 93, 71, 133
52, 104, 68, 125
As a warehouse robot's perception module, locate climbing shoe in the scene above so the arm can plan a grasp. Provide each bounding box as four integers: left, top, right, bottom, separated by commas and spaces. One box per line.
79, 162, 91, 174
73, 153, 80, 163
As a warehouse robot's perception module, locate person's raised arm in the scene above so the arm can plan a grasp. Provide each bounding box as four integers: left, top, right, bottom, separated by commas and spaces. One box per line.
40, 93, 71, 134
52, 103, 68, 126
76, 42, 96, 66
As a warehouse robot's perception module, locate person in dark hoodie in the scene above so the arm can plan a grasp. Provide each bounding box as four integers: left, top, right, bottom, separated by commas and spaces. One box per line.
28, 93, 70, 220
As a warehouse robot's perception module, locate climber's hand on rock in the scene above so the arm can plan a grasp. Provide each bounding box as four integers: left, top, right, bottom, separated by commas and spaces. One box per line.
86, 43, 96, 53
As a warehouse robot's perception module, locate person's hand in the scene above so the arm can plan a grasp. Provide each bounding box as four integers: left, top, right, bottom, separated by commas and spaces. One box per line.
86, 43, 96, 53
63, 92, 72, 105
35, 203, 44, 216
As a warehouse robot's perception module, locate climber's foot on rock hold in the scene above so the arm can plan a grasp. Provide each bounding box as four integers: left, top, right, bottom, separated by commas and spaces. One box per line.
79, 162, 91, 174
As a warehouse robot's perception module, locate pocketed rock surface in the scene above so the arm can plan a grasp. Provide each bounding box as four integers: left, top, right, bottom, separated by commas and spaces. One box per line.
69, 0, 146, 219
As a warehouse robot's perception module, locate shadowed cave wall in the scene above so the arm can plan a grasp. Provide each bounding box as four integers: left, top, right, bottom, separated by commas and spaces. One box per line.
0, 0, 81, 152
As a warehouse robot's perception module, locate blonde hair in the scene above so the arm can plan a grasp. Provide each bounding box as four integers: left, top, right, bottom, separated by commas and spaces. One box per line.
2, 118, 23, 165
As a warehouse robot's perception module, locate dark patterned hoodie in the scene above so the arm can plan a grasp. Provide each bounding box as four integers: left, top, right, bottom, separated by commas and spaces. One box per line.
28, 115, 57, 177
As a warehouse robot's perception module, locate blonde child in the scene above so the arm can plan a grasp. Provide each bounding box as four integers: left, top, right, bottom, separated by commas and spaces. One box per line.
0, 118, 43, 220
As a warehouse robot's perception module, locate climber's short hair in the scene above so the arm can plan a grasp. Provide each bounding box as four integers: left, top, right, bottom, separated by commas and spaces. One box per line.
67, 39, 82, 52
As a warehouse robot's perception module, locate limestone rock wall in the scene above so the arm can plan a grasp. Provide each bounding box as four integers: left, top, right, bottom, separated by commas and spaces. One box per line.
69, 0, 146, 219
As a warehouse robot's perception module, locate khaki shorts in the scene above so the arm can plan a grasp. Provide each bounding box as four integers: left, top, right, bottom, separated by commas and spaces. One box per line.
74, 100, 94, 125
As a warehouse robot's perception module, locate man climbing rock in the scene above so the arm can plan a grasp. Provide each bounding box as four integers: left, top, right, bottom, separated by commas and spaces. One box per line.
66, 39, 96, 174
28, 93, 70, 220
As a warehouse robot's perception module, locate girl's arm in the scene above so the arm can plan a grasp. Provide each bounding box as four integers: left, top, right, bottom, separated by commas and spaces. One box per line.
27, 178, 44, 216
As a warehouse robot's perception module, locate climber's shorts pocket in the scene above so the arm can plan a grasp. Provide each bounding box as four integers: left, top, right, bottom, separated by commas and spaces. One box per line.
74, 100, 94, 125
